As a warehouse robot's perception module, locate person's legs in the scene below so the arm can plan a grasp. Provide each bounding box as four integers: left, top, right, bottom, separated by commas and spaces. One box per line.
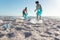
26, 13, 28, 20
36, 13, 38, 20
37, 9, 41, 20
39, 9, 42, 20
24, 13, 28, 20
39, 16, 41, 20
38, 9, 42, 20
38, 16, 40, 20
24, 14, 26, 20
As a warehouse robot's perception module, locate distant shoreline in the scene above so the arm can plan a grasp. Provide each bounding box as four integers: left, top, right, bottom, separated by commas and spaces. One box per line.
0, 16, 60, 20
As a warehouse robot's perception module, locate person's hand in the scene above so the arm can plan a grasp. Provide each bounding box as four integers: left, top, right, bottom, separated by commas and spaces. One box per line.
34, 9, 36, 12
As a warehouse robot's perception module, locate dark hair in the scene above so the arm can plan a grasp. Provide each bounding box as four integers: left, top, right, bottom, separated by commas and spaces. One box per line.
25, 7, 27, 9
35, 1, 39, 4
25, 7, 27, 10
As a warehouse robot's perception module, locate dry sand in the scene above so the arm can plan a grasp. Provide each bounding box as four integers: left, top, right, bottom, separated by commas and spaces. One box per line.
0, 16, 60, 40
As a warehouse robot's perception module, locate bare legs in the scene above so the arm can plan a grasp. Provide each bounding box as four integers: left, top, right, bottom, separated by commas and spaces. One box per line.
36, 13, 41, 21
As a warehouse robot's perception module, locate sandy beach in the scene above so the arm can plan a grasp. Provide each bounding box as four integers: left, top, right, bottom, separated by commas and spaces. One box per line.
0, 16, 60, 40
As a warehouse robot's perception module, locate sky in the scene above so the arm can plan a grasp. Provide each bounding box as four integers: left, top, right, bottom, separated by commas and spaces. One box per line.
0, 0, 60, 16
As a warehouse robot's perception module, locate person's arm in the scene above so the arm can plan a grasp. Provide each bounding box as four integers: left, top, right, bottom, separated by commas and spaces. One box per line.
26, 9, 27, 13
34, 9, 36, 12
34, 6, 37, 12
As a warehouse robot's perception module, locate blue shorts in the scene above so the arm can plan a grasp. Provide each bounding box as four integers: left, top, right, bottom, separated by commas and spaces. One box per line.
24, 13, 28, 20
37, 9, 42, 16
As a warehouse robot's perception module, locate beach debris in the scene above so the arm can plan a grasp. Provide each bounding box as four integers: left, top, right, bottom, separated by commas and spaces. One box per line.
3, 23, 10, 30
16, 19, 24, 23
57, 25, 60, 28
24, 32, 32, 38
54, 37, 60, 40
0, 20, 4, 26
29, 19, 43, 24
7, 32, 15, 38
0, 32, 5, 38
15, 27, 25, 31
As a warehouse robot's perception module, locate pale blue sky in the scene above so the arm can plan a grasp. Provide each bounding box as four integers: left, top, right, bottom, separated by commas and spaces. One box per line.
0, 0, 60, 16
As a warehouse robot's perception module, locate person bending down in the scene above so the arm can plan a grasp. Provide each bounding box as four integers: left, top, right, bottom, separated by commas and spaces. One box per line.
23, 7, 28, 20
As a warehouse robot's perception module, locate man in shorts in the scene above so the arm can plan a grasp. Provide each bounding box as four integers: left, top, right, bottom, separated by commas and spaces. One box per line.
34, 1, 42, 20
